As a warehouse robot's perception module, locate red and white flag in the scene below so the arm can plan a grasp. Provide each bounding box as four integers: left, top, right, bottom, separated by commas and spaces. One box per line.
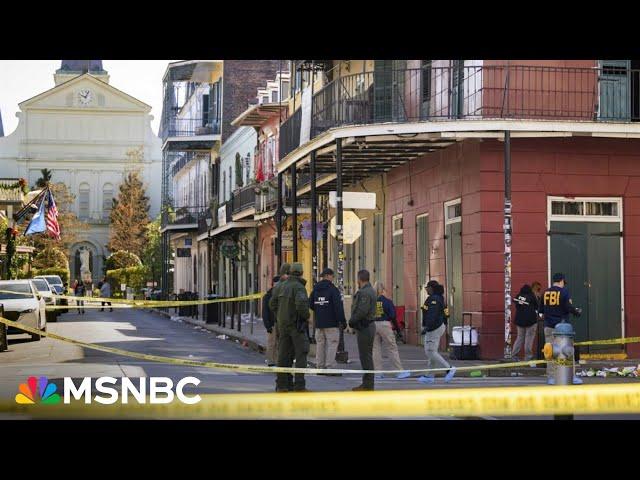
46, 189, 61, 240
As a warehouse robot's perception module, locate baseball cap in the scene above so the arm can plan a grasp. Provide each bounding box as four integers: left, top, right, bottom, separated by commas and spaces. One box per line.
279, 263, 291, 276
552, 272, 566, 282
290, 263, 304, 275
320, 268, 334, 277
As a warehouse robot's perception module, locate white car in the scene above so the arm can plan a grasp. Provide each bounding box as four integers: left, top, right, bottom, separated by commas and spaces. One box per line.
34, 275, 64, 295
30, 277, 58, 323
0, 280, 47, 341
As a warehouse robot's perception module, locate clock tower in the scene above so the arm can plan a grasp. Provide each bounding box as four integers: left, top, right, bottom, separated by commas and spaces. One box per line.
54, 60, 110, 86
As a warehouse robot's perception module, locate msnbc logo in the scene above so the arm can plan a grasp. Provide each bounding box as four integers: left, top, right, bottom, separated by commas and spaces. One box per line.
15, 376, 61, 405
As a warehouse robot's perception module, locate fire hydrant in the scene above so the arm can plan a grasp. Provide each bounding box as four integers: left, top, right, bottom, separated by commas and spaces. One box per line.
543, 321, 577, 385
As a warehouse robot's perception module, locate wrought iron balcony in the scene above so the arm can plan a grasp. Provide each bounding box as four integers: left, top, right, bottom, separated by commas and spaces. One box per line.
161, 205, 208, 229
279, 64, 640, 160
160, 117, 221, 139
231, 184, 257, 215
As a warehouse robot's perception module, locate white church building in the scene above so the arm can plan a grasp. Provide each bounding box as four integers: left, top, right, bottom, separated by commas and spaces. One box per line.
0, 60, 162, 280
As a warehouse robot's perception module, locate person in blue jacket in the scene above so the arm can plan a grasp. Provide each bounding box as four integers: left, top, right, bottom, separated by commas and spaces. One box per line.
309, 268, 345, 374
540, 272, 582, 384
418, 280, 456, 384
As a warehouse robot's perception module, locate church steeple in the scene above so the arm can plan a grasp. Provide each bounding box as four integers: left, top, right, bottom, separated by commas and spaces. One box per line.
54, 60, 109, 85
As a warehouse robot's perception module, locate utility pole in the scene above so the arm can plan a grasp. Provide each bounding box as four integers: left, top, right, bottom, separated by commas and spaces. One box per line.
335, 138, 348, 363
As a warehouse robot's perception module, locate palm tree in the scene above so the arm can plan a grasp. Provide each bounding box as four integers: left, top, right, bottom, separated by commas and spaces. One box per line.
35, 168, 53, 188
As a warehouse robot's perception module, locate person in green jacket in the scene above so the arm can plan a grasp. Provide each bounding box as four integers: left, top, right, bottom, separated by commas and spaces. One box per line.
349, 269, 378, 391
269, 262, 311, 392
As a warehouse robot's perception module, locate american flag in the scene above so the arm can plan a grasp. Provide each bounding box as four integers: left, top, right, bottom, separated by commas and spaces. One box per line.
46, 188, 61, 240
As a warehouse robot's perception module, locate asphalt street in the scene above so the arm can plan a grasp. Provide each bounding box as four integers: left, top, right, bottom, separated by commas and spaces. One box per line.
1, 307, 638, 419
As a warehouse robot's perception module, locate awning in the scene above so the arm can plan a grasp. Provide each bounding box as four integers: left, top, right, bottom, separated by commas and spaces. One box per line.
209, 220, 257, 239
231, 103, 288, 127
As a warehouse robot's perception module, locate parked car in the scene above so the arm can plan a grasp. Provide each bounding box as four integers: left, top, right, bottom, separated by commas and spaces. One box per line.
34, 275, 64, 294
30, 278, 58, 323
34, 275, 68, 314
0, 280, 47, 341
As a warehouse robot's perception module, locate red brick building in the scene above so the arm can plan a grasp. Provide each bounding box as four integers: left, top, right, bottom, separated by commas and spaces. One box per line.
275, 60, 640, 359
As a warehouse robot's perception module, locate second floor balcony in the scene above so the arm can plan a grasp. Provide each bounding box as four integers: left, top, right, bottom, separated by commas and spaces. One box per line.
231, 184, 257, 219
280, 63, 640, 160
161, 205, 208, 231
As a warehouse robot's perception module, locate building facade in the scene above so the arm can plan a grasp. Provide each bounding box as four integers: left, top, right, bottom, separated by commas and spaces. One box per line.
275, 59, 640, 359
0, 61, 162, 279
160, 60, 283, 308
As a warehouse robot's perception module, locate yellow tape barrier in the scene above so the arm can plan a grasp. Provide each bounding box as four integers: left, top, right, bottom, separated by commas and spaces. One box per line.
0, 288, 263, 309
575, 337, 640, 347
2, 384, 640, 418
0, 316, 545, 375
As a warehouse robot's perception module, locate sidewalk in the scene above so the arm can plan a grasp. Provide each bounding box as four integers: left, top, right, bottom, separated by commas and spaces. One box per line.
149, 309, 639, 377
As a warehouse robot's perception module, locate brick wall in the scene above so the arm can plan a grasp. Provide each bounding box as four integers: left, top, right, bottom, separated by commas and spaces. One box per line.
480, 137, 640, 358
222, 61, 283, 143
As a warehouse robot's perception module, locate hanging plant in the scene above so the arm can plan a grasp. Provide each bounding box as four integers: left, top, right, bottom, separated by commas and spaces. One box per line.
0, 178, 29, 195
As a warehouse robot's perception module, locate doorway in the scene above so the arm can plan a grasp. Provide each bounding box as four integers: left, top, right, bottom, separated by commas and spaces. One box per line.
548, 197, 623, 351
444, 199, 463, 329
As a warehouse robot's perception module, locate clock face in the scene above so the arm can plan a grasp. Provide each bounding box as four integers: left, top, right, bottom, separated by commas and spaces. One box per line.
78, 89, 93, 105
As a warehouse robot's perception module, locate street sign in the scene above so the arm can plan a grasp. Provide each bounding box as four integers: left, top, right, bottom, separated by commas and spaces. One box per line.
329, 191, 376, 210
184, 238, 192, 246
329, 211, 362, 244
121, 284, 126, 292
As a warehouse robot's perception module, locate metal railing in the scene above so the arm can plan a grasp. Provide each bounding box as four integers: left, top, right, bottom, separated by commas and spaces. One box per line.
160, 117, 221, 139
278, 108, 301, 161
231, 185, 257, 214
161, 205, 208, 227
277, 64, 640, 159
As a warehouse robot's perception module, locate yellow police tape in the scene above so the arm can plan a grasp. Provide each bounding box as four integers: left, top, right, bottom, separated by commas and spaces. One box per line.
0, 289, 263, 308
2, 384, 640, 418
575, 337, 640, 347
0, 316, 545, 375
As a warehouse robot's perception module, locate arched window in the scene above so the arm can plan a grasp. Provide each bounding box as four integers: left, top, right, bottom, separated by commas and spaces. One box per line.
102, 183, 114, 220
79, 183, 90, 220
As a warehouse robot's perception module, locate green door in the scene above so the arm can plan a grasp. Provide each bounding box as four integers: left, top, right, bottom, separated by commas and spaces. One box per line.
445, 221, 463, 329
550, 221, 622, 351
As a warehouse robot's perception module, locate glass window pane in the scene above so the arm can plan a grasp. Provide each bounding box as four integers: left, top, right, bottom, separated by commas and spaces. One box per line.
552, 201, 583, 215
585, 201, 617, 216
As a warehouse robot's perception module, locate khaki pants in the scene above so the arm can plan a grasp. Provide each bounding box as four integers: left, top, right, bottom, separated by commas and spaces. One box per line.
512, 324, 536, 361
315, 327, 339, 369
423, 323, 450, 370
544, 327, 555, 378
372, 321, 403, 371
266, 326, 279, 365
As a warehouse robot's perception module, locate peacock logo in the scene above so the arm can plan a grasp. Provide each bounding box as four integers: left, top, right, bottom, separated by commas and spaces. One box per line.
15, 376, 61, 405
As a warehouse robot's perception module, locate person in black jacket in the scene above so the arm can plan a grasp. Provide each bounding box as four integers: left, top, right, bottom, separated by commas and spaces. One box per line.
262, 276, 280, 366
512, 284, 538, 361
418, 280, 456, 384
309, 268, 346, 373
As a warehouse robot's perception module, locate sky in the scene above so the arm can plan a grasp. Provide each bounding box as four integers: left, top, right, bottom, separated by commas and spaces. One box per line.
0, 60, 176, 136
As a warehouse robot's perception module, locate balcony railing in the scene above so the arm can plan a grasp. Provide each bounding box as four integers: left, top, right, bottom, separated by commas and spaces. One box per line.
162, 205, 208, 228
279, 64, 640, 159
161, 117, 221, 139
254, 181, 311, 214
231, 185, 257, 214
278, 108, 301, 161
